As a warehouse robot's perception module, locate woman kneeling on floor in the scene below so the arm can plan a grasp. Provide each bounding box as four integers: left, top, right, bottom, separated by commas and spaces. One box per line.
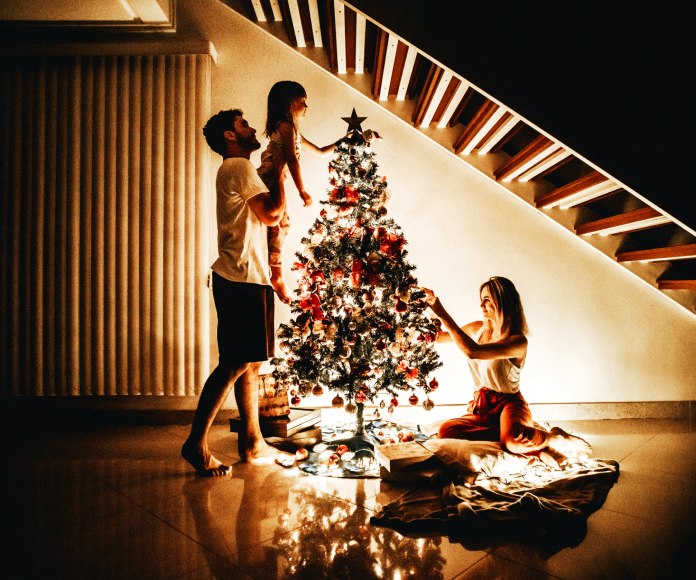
423, 276, 591, 469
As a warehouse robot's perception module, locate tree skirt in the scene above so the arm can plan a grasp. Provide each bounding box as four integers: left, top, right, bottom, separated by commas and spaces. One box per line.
370, 439, 620, 553
297, 420, 429, 478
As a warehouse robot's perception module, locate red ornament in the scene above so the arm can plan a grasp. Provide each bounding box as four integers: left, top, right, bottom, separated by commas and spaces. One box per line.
429, 378, 439, 390
300, 292, 320, 311
351, 259, 363, 287
344, 187, 360, 205
390, 397, 399, 407
394, 299, 408, 313
408, 394, 419, 406
378, 232, 405, 257
312, 384, 324, 396
398, 430, 414, 442
299, 293, 324, 321
310, 271, 326, 283
291, 395, 301, 405
354, 391, 366, 404
331, 395, 345, 408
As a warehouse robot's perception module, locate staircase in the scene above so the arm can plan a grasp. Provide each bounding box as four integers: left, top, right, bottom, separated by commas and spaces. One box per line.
226, 0, 696, 316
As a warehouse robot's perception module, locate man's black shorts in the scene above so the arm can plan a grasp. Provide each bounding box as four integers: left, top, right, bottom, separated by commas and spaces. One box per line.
212, 272, 275, 365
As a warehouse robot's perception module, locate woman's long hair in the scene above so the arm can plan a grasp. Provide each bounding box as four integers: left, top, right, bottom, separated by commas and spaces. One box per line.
480, 276, 528, 336
264, 80, 307, 137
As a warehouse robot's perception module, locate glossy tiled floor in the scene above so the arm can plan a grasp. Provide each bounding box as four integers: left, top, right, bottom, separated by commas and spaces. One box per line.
4, 417, 696, 579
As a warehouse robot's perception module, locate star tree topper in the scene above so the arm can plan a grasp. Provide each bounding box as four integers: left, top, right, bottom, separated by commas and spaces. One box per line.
342, 108, 367, 135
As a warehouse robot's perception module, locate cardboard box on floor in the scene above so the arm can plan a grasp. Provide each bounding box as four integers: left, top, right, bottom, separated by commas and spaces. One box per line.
230, 407, 321, 438
376, 441, 449, 486
375, 440, 436, 471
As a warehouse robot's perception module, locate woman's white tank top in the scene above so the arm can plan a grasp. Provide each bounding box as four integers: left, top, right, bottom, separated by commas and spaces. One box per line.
466, 327, 523, 394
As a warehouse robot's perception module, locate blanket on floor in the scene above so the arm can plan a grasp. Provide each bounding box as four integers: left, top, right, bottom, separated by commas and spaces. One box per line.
370, 439, 619, 553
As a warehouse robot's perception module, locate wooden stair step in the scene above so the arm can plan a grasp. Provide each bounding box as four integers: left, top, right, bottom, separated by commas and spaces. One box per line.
657, 279, 696, 290
536, 171, 621, 209
616, 244, 696, 263
575, 207, 671, 236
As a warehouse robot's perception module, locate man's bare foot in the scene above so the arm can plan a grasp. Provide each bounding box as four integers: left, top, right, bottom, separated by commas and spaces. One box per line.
240, 438, 295, 467
181, 440, 231, 477
546, 426, 592, 459
270, 274, 291, 304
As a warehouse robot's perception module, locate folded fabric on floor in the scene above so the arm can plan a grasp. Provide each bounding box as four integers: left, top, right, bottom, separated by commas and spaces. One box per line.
370, 439, 619, 553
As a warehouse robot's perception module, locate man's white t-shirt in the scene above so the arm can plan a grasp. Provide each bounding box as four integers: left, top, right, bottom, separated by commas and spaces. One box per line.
211, 157, 271, 286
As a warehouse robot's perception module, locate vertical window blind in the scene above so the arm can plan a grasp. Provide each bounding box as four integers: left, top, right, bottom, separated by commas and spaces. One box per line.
0, 53, 213, 396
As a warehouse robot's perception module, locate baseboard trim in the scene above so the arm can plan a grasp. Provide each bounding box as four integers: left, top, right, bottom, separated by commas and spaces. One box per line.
527, 401, 695, 421
1, 396, 694, 425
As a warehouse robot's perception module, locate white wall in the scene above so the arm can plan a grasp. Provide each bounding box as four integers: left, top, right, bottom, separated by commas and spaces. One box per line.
180, 0, 696, 405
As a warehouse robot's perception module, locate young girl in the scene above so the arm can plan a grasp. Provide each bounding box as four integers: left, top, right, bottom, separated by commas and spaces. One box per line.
424, 277, 592, 468
257, 81, 334, 303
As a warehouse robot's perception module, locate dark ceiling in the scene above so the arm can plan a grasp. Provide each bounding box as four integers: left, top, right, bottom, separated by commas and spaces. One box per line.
348, 0, 695, 229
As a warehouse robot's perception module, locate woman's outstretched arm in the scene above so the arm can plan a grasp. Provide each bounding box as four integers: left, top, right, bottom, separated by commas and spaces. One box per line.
423, 288, 527, 360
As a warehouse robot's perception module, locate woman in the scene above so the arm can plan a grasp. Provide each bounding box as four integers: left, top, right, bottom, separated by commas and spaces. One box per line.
424, 276, 591, 468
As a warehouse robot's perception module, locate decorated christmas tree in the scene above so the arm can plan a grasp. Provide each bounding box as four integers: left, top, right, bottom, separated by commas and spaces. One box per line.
271, 110, 442, 436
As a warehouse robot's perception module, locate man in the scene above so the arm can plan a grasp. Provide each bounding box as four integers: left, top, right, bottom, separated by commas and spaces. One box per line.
181, 109, 294, 476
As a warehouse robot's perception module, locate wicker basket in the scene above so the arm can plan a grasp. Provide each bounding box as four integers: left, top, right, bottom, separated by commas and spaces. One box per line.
257, 373, 290, 418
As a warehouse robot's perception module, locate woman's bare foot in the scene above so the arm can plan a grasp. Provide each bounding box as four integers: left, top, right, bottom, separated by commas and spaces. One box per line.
181, 440, 231, 477
539, 447, 569, 470
546, 426, 592, 459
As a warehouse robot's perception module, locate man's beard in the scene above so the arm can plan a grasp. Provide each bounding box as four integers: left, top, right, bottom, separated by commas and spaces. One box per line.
235, 132, 261, 152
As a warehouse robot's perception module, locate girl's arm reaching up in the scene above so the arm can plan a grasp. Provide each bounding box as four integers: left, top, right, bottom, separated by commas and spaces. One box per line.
302, 135, 335, 156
